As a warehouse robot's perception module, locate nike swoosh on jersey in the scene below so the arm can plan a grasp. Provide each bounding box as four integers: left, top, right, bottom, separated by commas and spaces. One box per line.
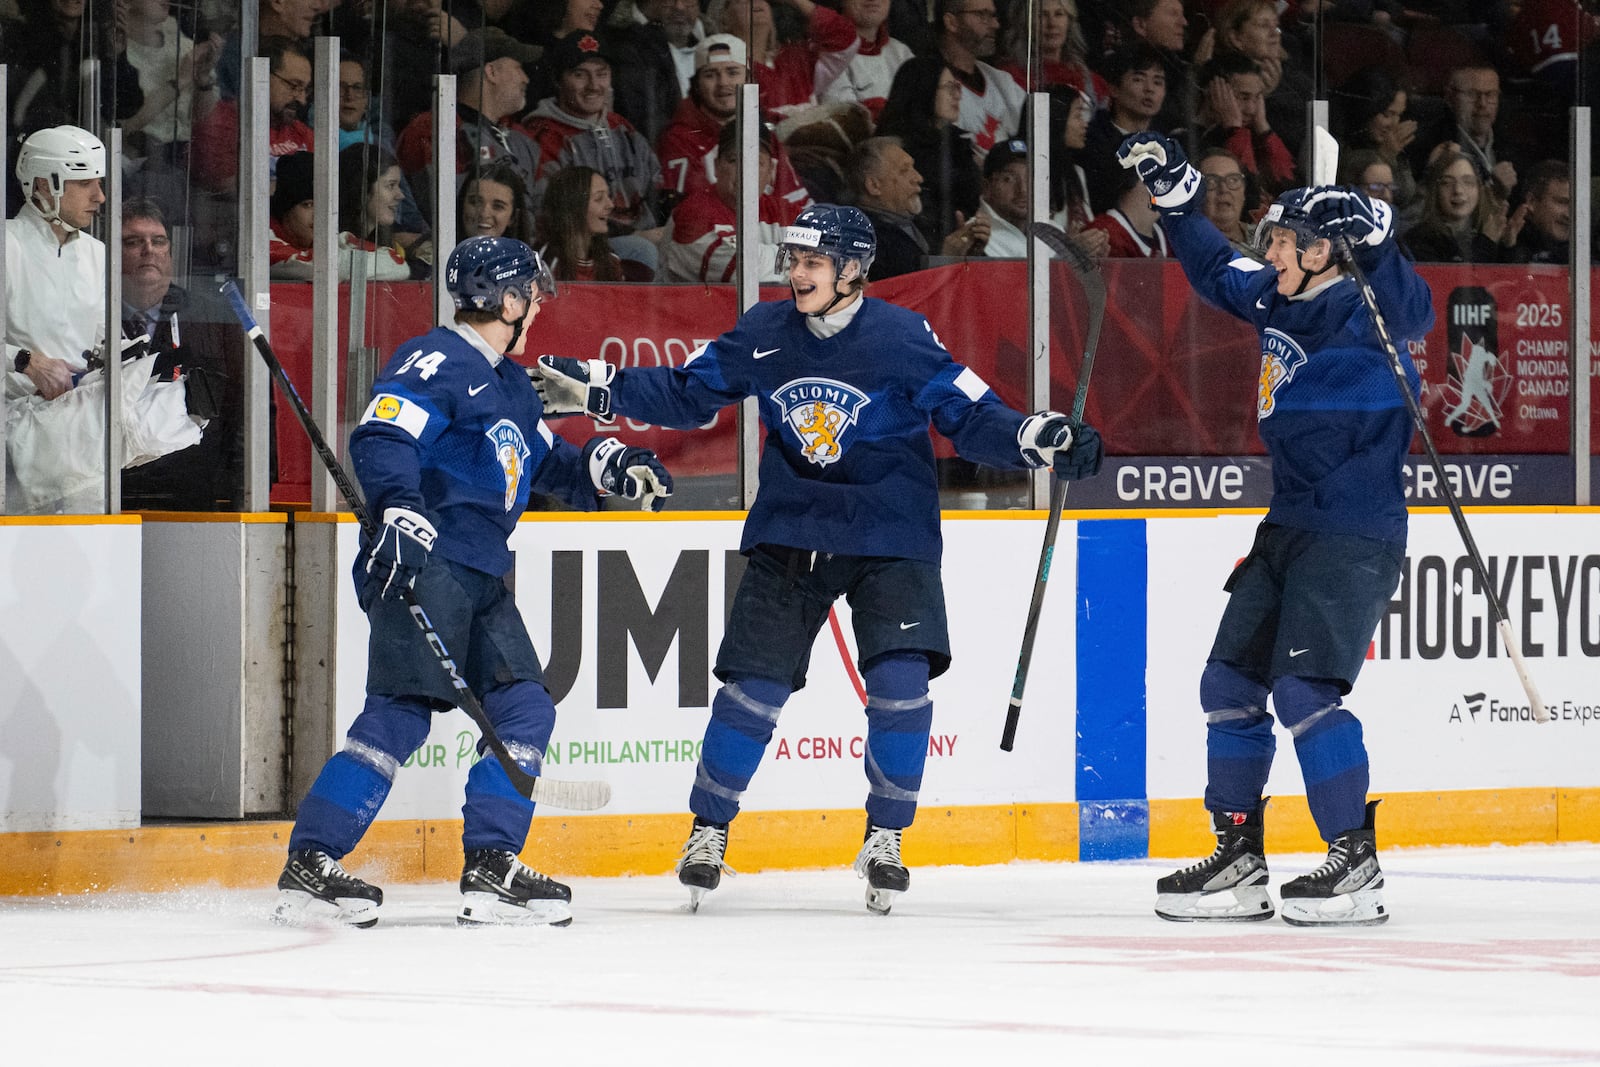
1289, 647, 1309, 657
468, 383, 489, 396
753, 347, 780, 359
900, 621, 921, 630
1255, 297, 1268, 309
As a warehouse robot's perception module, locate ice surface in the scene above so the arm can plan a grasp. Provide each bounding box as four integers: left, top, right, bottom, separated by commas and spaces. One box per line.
1, 845, 1595, 1065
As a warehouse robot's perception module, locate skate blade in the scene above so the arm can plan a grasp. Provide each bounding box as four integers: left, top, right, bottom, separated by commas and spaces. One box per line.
457, 892, 573, 928
271, 889, 379, 929
865, 887, 902, 915
1280, 888, 1388, 927
1155, 884, 1274, 923
686, 886, 708, 913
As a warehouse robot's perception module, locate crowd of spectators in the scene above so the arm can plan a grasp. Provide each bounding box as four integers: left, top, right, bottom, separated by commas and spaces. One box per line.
3, 0, 1600, 299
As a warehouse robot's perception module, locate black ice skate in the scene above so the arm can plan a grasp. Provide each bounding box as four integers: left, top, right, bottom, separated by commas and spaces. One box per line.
1280, 800, 1388, 927
854, 824, 910, 915
457, 849, 573, 927
1155, 803, 1273, 922
272, 849, 383, 928
676, 818, 735, 912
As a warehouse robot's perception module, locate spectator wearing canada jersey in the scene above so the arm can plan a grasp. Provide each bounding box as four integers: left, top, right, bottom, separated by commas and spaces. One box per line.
1506, 0, 1600, 97
934, 0, 1026, 159
704, 0, 860, 120
660, 121, 800, 283
520, 32, 665, 252
393, 28, 543, 203
656, 34, 814, 218
191, 36, 314, 193
816, 0, 916, 122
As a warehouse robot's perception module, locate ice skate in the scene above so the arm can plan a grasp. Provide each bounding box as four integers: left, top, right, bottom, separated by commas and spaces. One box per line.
676, 818, 735, 912
1280, 800, 1388, 927
272, 849, 383, 928
1155, 804, 1273, 922
457, 849, 573, 927
854, 824, 910, 915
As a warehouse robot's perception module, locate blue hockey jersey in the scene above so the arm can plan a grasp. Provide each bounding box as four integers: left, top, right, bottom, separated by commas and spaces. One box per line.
350, 323, 598, 577
1163, 212, 1435, 544
611, 297, 1033, 563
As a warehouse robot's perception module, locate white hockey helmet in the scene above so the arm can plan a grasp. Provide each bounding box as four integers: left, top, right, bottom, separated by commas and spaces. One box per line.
16, 125, 106, 218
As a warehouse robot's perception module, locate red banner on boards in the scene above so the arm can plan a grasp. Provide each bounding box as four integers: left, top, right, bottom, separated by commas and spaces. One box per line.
267, 261, 1589, 503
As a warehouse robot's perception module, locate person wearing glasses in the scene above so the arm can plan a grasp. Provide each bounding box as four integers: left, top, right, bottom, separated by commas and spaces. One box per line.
191, 36, 315, 193
1195, 147, 1253, 252
934, 0, 1026, 158
1422, 65, 1521, 203
1336, 149, 1398, 209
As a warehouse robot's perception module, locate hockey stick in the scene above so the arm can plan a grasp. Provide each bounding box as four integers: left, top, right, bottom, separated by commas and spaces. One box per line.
1000, 222, 1107, 751
220, 281, 615, 807
1335, 249, 1549, 723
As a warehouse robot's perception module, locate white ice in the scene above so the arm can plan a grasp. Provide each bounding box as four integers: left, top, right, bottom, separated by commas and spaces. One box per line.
2, 845, 1596, 1065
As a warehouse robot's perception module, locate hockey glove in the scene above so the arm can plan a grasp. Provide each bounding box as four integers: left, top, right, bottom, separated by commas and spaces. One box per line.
366, 506, 436, 601
1302, 185, 1394, 257
1053, 423, 1103, 481
584, 437, 674, 512
1018, 411, 1075, 467
1117, 132, 1203, 214
533, 355, 615, 422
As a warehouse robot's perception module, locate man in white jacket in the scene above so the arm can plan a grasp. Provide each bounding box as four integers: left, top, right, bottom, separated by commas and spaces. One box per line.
5, 126, 108, 404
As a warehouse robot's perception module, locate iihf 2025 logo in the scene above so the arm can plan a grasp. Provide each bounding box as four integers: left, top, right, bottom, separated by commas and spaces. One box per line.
772, 377, 871, 466
1257, 327, 1308, 419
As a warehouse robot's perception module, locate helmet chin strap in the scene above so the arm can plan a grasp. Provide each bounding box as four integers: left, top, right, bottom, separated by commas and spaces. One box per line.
798, 262, 860, 318
499, 291, 530, 353
30, 184, 76, 233
1290, 247, 1334, 296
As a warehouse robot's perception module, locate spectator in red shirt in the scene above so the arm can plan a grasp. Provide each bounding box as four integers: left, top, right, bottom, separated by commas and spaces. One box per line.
1191, 51, 1296, 196
998, 0, 1110, 109
1082, 164, 1169, 258
460, 161, 535, 243
660, 120, 800, 283
816, 0, 916, 120
393, 27, 543, 198
191, 36, 315, 193
656, 34, 813, 218
704, 0, 860, 120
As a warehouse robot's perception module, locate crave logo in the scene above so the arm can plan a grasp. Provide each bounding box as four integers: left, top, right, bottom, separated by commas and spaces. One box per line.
772, 376, 871, 466
1257, 328, 1308, 419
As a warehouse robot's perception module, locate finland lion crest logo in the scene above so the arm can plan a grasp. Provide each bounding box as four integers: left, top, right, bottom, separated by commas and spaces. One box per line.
1257, 327, 1309, 419
772, 377, 871, 466
484, 418, 530, 511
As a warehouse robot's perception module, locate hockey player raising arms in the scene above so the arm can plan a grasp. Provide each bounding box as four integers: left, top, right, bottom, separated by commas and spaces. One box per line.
273, 237, 672, 929
1117, 132, 1434, 926
536, 204, 1104, 914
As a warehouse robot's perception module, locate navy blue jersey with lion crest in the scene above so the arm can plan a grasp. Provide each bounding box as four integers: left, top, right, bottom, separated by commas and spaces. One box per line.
350, 323, 598, 577
610, 297, 1034, 563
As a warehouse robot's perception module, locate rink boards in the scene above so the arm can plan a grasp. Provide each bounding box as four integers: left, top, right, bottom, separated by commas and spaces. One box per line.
2, 509, 1598, 892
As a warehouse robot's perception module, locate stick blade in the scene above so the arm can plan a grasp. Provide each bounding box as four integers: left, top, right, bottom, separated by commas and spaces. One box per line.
1028, 220, 1097, 274
1312, 126, 1340, 187
527, 776, 613, 811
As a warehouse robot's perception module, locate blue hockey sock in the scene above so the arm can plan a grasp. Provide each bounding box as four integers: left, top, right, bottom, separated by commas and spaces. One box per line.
461, 681, 557, 853
1200, 660, 1276, 814
689, 675, 791, 825
288, 694, 433, 857
862, 652, 932, 829
1273, 676, 1369, 840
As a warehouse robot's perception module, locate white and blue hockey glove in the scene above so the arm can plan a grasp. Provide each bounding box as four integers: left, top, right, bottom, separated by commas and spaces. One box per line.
1117, 132, 1203, 214
1302, 185, 1394, 257
533, 355, 615, 422
584, 437, 673, 512
366, 506, 436, 601
1019, 413, 1105, 481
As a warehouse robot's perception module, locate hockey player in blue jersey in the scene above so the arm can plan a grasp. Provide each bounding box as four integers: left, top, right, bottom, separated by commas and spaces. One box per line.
272, 236, 672, 929
534, 204, 1105, 914
1117, 132, 1435, 926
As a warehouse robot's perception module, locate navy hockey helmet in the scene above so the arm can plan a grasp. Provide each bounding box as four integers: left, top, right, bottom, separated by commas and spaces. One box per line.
1252, 187, 1324, 255
445, 236, 556, 312
777, 204, 878, 282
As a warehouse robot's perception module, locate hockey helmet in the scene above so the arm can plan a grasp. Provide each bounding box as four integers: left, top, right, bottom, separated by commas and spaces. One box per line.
445, 236, 556, 312
16, 125, 105, 225
1252, 187, 1324, 256
777, 204, 877, 282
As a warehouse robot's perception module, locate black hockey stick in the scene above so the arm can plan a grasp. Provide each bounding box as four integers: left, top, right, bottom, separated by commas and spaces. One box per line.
1000, 223, 1107, 751
220, 281, 614, 807
1337, 245, 1549, 723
